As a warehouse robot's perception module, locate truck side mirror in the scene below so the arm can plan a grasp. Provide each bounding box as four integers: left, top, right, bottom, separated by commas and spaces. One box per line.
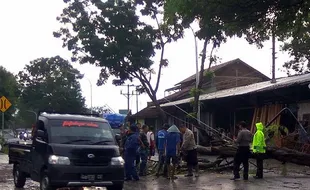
37, 130, 45, 139
115, 134, 121, 142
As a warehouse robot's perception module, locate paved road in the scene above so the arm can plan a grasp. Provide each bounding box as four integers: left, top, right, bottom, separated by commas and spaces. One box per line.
1, 153, 310, 190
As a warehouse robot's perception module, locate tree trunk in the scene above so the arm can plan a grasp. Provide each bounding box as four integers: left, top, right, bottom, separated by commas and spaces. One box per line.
196, 145, 310, 167
150, 94, 167, 124
190, 39, 210, 145
192, 39, 209, 120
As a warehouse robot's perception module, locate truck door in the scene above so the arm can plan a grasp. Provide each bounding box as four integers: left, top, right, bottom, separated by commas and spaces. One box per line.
31, 120, 48, 182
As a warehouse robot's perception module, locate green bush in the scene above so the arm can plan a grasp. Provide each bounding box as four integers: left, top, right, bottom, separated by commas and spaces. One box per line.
264, 124, 288, 146
0, 135, 4, 147
0, 136, 9, 154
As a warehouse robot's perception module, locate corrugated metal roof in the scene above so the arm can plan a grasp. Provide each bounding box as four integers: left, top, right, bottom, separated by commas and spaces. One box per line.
161, 73, 310, 107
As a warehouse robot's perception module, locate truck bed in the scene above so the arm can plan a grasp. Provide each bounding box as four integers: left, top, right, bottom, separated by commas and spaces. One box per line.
8, 142, 32, 174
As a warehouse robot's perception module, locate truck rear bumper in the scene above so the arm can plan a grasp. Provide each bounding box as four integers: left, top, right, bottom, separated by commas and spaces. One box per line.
48, 165, 124, 187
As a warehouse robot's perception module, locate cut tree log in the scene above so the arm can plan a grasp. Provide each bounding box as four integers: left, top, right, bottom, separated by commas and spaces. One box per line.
196, 145, 310, 167
196, 145, 237, 157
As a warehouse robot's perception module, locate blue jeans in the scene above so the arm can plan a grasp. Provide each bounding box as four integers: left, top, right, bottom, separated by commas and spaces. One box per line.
139, 150, 148, 175
124, 151, 139, 180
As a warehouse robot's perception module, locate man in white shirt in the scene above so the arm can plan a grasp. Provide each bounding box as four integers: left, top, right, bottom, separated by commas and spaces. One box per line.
146, 126, 155, 160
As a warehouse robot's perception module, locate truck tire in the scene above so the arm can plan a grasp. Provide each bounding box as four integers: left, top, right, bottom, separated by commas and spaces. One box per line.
106, 183, 124, 190
40, 172, 58, 190
13, 164, 26, 188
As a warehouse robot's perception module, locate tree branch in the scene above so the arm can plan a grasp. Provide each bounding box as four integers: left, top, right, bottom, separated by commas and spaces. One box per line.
138, 70, 156, 94
153, 13, 166, 93
208, 40, 217, 69
131, 71, 155, 101
154, 45, 165, 93
148, 69, 152, 82
198, 39, 209, 88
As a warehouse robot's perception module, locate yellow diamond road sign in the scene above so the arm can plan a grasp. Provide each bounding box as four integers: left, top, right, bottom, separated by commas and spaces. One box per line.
0, 96, 12, 112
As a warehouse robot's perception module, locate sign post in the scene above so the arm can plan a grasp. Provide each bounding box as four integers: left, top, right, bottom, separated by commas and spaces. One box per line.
0, 96, 12, 132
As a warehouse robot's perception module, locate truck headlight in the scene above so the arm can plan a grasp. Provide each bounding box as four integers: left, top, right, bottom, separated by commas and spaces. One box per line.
110, 156, 124, 166
48, 155, 70, 165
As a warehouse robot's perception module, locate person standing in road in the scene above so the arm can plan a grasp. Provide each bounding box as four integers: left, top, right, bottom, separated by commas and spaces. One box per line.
155, 123, 169, 177
124, 124, 140, 181
147, 126, 155, 160
165, 125, 181, 180
252, 122, 267, 179
179, 125, 199, 177
231, 121, 253, 180
135, 123, 142, 169
139, 125, 150, 176
119, 124, 128, 157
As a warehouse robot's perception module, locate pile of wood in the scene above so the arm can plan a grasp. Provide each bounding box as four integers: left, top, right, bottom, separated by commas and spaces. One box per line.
250, 104, 282, 133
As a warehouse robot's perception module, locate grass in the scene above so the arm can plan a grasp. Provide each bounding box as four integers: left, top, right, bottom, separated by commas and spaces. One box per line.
1, 145, 8, 154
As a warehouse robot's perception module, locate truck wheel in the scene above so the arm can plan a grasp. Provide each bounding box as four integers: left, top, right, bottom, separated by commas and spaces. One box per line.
13, 164, 26, 188
40, 172, 58, 190
107, 183, 124, 190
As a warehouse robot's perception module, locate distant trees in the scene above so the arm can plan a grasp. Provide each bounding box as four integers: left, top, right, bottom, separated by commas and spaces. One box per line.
0, 66, 19, 128
16, 56, 86, 126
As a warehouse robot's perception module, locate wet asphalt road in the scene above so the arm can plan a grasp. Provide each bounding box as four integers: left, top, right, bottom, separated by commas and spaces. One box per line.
1, 153, 310, 190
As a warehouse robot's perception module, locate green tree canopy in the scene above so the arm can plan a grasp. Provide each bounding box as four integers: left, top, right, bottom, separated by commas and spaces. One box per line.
54, 0, 183, 121
0, 66, 19, 128
164, 0, 310, 74
17, 56, 86, 125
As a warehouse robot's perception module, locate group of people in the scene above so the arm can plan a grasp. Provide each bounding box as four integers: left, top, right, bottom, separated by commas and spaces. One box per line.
120, 122, 199, 181
232, 121, 266, 180
119, 120, 266, 182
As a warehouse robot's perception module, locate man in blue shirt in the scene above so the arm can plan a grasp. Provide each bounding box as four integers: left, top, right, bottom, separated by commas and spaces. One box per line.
124, 125, 140, 181
165, 125, 181, 180
155, 123, 169, 177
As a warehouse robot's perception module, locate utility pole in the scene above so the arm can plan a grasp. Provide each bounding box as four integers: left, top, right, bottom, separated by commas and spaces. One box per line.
132, 88, 140, 113
190, 26, 200, 145
120, 84, 135, 113
271, 21, 277, 83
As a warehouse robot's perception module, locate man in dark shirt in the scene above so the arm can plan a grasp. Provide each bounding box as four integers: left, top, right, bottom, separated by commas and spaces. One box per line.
135, 123, 142, 169
124, 125, 140, 181
231, 121, 253, 180
139, 125, 149, 176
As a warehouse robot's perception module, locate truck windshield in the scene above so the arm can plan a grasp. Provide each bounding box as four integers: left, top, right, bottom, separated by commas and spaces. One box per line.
49, 120, 115, 145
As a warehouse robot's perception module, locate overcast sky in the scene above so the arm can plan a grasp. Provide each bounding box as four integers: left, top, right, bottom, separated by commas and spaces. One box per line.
0, 1, 290, 114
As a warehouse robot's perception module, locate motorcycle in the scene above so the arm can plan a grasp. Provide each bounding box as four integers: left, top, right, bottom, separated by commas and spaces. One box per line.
18, 132, 28, 141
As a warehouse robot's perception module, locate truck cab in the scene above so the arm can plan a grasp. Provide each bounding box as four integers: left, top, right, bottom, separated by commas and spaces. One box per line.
9, 112, 124, 190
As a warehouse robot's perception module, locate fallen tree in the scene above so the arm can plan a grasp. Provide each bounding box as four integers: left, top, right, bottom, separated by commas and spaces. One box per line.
196, 144, 310, 167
